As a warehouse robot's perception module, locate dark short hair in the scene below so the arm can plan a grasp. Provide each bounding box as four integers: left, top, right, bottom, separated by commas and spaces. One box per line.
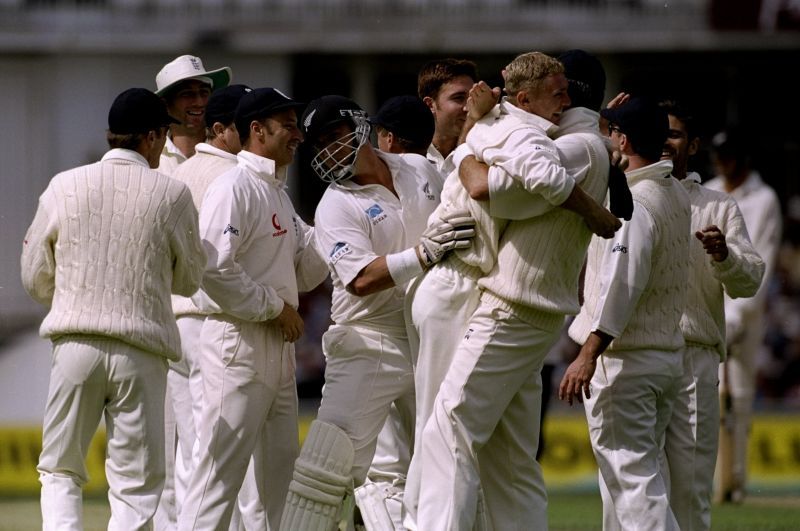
417, 58, 478, 100
659, 99, 698, 141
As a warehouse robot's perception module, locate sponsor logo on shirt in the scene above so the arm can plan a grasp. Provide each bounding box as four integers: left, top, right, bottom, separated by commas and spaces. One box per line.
272, 213, 287, 237
422, 182, 435, 201
464, 328, 474, 340
223, 224, 240, 236
329, 242, 352, 264
612, 243, 628, 254
365, 203, 387, 225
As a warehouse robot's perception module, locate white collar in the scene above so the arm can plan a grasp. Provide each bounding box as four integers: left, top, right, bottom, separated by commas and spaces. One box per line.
195, 142, 238, 161
553, 107, 602, 138
237, 150, 287, 185
101, 148, 150, 167
626, 159, 674, 186
499, 98, 559, 136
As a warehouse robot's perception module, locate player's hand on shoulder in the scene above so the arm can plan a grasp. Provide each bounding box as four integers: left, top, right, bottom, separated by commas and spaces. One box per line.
273, 302, 304, 343
418, 209, 477, 267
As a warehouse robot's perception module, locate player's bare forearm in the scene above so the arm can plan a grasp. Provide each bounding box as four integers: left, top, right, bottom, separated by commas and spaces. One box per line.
458, 81, 500, 144
347, 256, 397, 296
459, 155, 490, 200
559, 185, 621, 238
558, 330, 613, 406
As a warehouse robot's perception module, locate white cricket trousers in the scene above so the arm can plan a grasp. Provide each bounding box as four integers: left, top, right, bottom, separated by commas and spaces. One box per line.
38, 335, 168, 531
403, 262, 481, 528
178, 315, 298, 531
161, 315, 206, 527
416, 299, 560, 531
586, 351, 682, 531
664, 343, 719, 531
717, 317, 763, 495
166, 315, 255, 531
316, 323, 415, 487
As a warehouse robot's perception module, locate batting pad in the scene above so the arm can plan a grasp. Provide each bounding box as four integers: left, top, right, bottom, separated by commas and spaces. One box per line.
279, 420, 355, 531
354, 482, 394, 531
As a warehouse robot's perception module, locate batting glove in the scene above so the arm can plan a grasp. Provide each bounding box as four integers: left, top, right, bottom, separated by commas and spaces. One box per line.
418, 210, 476, 267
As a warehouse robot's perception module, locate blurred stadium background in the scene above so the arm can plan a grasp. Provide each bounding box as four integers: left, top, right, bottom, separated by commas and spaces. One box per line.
1, 0, 799, 524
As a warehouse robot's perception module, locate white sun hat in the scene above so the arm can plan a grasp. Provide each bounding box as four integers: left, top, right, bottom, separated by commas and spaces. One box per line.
155, 55, 232, 96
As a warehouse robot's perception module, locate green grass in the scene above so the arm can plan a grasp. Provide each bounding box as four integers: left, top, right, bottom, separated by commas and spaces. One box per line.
3, 492, 799, 530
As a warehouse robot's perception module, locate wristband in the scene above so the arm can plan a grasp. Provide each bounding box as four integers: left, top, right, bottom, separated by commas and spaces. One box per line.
386, 247, 424, 286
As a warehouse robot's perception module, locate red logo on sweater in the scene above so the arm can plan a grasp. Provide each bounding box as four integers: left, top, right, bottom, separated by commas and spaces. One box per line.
272, 214, 287, 237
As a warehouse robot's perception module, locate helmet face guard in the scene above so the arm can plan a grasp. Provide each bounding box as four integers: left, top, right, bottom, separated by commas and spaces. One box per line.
310, 114, 371, 183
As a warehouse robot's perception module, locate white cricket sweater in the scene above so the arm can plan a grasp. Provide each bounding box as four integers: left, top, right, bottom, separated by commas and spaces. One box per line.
157, 136, 187, 175
680, 173, 765, 360
430, 102, 592, 281
571, 161, 691, 352
192, 150, 328, 322
476, 107, 610, 331
169, 142, 238, 317
20, 148, 206, 360
704, 171, 782, 340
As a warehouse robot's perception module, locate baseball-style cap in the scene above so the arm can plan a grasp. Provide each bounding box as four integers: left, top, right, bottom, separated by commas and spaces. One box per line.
558, 49, 606, 112
234, 87, 304, 133
155, 55, 232, 97
369, 95, 435, 148
108, 88, 179, 134
301, 95, 368, 142
601, 96, 669, 160
205, 84, 253, 127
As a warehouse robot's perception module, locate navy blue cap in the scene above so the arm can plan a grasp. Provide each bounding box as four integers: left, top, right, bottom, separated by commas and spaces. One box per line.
234, 87, 304, 134
369, 95, 435, 148
108, 88, 178, 134
206, 84, 253, 127
601, 96, 669, 160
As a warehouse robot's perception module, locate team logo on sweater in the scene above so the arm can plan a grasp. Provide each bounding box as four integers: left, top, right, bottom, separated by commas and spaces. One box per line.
272, 213, 287, 237
612, 243, 628, 254
365, 204, 387, 225
422, 182, 435, 201
329, 242, 352, 264
223, 224, 240, 236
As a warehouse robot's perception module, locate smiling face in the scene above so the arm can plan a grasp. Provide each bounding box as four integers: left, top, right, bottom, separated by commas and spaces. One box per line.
661, 114, 698, 180
522, 72, 571, 125
165, 79, 212, 133
257, 108, 303, 168
425, 74, 474, 144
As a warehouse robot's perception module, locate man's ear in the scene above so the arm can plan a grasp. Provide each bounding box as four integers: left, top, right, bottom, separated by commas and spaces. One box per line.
688, 136, 700, 157
422, 96, 435, 112
212, 121, 227, 138
251, 120, 263, 140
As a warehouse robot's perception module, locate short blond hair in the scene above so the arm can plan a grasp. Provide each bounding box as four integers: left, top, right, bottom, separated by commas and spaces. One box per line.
504, 52, 564, 96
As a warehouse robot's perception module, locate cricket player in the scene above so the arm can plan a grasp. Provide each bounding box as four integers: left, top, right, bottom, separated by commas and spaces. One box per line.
357, 94, 437, 529
152, 54, 231, 530
560, 96, 691, 530
21, 88, 206, 530
177, 88, 329, 531
279, 95, 476, 531
659, 100, 764, 530
413, 51, 622, 531
705, 127, 782, 504
167, 84, 260, 526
